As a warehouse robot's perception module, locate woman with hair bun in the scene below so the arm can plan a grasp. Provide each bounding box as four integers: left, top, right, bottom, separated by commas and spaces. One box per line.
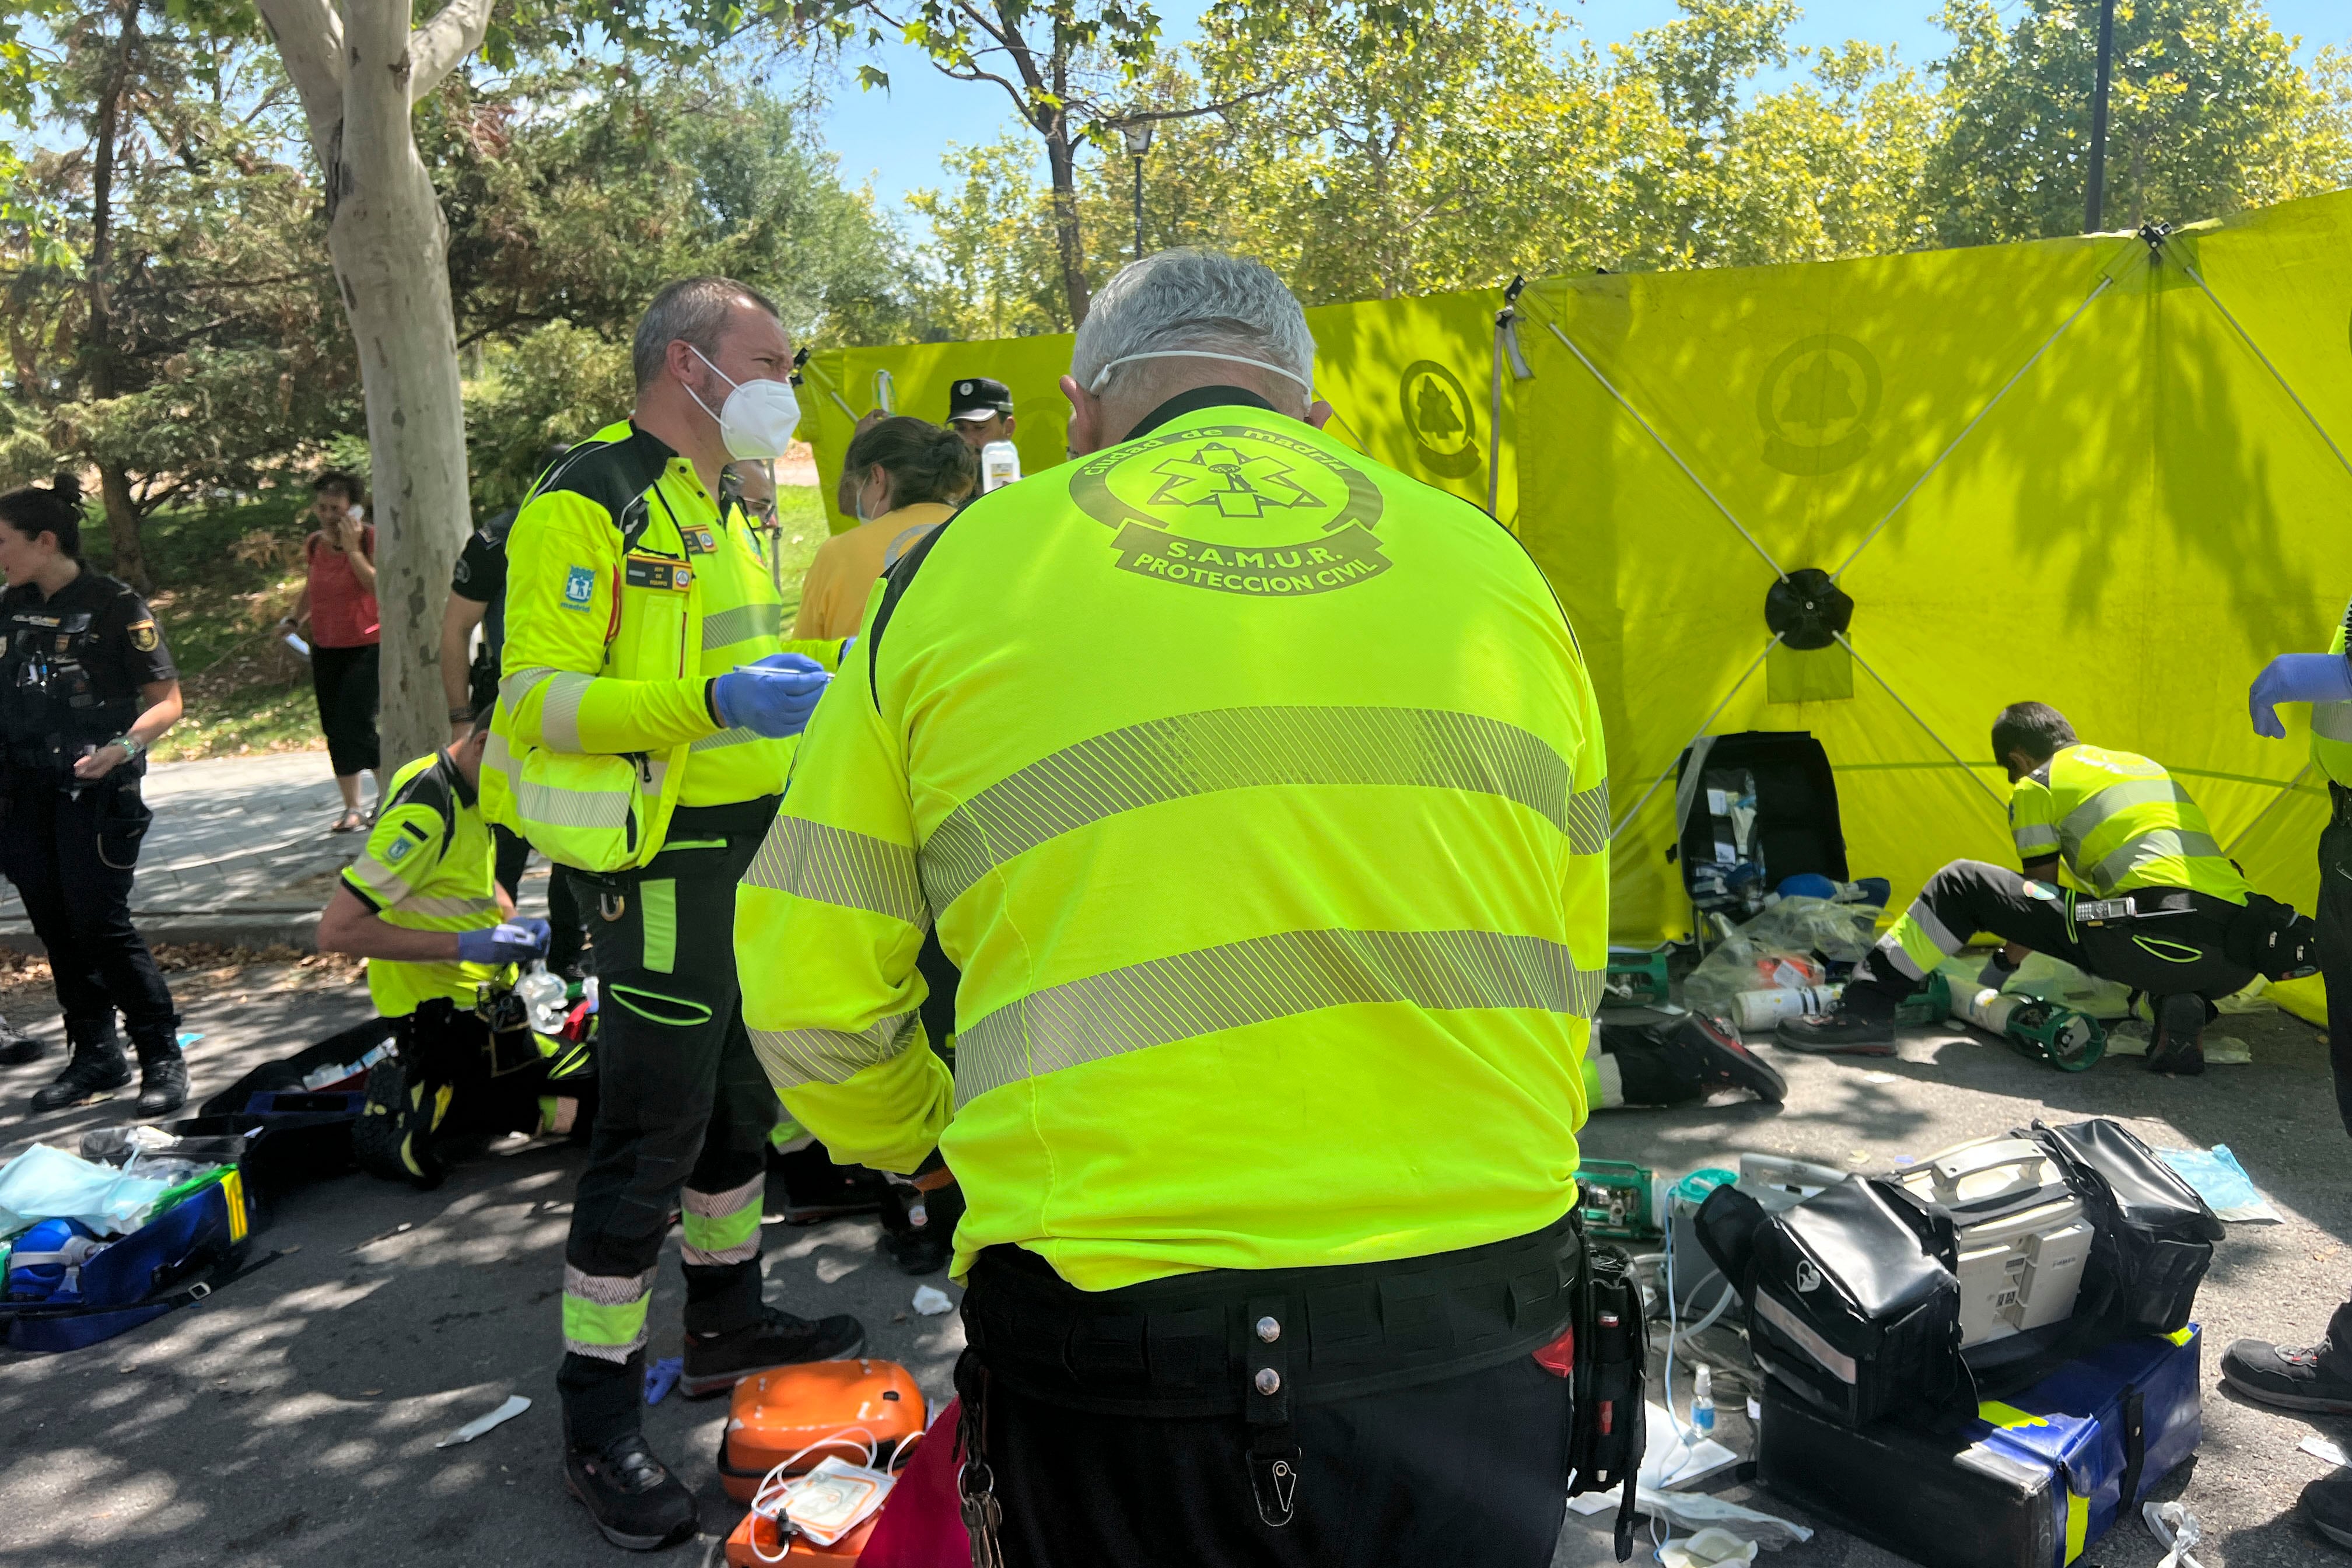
0, 474, 188, 1115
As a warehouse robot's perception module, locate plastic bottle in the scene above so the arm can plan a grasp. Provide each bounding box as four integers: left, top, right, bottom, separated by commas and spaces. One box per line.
518, 960, 568, 1037
980, 440, 1021, 492
1691, 1364, 1716, 1433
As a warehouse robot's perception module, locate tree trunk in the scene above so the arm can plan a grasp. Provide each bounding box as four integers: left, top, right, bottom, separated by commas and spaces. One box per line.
97, 464, 152, 589
324, 0, 469, 771
85, 0, 153, 592
1044, 121, 1094, 326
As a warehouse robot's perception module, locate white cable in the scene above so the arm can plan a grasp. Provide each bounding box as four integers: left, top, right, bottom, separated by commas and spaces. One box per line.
2144, 1499, 2206, 1568
748, 1425, 883, 1564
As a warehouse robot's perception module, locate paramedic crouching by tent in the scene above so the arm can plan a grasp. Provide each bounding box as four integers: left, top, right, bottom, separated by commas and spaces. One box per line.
736, 249, 1606, 1567
1779, 702, 2271, 1073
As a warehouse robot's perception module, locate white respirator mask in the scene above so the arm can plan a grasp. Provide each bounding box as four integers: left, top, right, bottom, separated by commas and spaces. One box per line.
687, 345, 803, 461
1086, 349, 1312, 397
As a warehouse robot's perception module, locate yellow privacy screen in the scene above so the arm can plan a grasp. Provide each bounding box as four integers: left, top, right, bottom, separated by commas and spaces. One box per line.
797, 190, 2352, 943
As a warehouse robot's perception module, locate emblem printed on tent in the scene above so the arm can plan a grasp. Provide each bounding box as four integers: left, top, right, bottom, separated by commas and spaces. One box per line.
1757, 334, 1882, 475
1069, 424, 1391, 598
1398, 359, 1482, 478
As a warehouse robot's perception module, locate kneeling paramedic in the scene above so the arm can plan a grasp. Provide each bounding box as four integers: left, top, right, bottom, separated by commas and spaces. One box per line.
486, 276, 863, 1551
315, 705, 589, 1187
737, 249, 1605, 1568
1780, 701, 2312, 1073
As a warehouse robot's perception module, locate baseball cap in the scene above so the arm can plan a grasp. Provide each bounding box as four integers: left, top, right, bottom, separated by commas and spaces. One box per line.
946, 376, 1014, 422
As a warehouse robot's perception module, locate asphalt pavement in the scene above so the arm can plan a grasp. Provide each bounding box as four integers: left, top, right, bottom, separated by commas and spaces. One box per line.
0, 952, 2343, 1566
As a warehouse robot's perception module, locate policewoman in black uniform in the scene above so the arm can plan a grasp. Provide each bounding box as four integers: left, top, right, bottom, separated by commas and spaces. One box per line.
0, 478, 188, 1115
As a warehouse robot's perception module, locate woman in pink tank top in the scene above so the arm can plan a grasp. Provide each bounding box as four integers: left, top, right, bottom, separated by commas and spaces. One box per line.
284, 472, 382, 831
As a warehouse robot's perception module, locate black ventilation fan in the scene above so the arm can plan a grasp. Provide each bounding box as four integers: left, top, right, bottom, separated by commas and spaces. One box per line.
1764, 568, 1854, 652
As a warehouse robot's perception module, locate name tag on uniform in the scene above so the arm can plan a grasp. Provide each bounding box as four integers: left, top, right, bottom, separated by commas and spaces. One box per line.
624, 555, 692, 593
682, 527, 718, 555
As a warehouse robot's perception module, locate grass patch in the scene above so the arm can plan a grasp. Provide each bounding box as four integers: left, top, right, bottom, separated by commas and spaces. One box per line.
93, 488, 835, 765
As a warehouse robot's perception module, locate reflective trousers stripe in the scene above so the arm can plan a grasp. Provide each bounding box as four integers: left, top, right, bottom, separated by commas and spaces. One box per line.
954, 927, 1603, 1107
1878, 897, 1960, 981
918, 705, 1602, 913
746, 816, 929, 928
681, 1175, 764, 1266
562, 1264, 654, 1362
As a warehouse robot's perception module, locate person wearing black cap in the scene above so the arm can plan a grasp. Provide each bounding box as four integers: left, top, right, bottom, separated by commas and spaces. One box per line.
944, 375, 1016, 452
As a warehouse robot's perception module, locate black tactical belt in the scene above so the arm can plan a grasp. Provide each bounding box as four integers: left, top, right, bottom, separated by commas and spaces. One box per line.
2333, 781, 2352, 828
960, 1207, 1582, 1420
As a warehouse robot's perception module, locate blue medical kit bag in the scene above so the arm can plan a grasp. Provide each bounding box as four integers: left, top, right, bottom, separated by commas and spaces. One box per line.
1758, 1326, 2202, 1568
0, 1168, 259, 1352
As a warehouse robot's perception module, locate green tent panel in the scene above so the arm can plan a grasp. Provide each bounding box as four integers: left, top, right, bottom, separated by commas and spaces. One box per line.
797, 190, 2352, 946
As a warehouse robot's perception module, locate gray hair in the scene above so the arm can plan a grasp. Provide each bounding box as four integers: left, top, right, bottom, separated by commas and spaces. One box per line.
1071, 249, 1314, 403
632, 277, 781, 391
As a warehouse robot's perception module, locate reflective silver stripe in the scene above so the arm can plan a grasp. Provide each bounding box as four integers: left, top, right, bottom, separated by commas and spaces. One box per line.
1756, 1290, 1857, 1384
396, 895, 501, 921
1906, 897, 1961, 957
2011, 823, 2060, 856
702, 602, 782, 649
346, 850, 411, 898
920, 706, 1588, 912
1873, 931, 1927, 981
747, 817, 928, 926
955, 928, 1602, 1107
2056, 777, 2192, 862
501, 664, 559, 710
539, 671, 596, 753
563, 1264, 657, 1304
517, 774, 633, 831
682, 1173, 765, 1217
2088, 829, 2225, 894
751, 1010, 921, 1088
682, 1237, 761, 1267
2316, 701, 2352, 743
689, 726, 769, 754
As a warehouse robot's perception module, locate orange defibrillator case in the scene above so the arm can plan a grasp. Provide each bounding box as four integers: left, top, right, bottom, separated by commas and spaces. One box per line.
718, 1359, 928, 1504
723, 1506, 880, 1565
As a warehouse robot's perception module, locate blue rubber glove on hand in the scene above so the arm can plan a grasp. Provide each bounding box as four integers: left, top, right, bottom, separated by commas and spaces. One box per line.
713, 652, 831, 738
457, 920, 552, 965
2249, 652, 2352, 738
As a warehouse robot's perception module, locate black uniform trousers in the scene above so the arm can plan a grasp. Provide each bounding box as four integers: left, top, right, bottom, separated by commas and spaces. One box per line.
959, 1221, 1580, 1568
490, 823, 586, 974
0, 775, 174, 1051
1849, 858, 2254, 1014
556, 814, 779, 1446
2319, 786, 2352, 1134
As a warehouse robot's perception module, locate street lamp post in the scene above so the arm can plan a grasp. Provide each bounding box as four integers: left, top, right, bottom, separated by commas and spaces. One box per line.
1122, 122, 1156, 262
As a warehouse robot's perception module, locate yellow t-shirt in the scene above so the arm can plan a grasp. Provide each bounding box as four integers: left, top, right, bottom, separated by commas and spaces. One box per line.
790, 504, 956, 640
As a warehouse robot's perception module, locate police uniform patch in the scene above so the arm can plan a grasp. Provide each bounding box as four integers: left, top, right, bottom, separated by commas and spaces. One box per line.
128, 621, 159, 652
682, 527, 718, 554
624, 556, 692, 592
563, 565, 596, 610
384, 838, 414, 863
452, 558, 472, 586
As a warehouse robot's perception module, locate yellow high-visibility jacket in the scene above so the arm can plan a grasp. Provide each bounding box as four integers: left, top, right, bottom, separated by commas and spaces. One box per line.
736, 394, 1606, 1290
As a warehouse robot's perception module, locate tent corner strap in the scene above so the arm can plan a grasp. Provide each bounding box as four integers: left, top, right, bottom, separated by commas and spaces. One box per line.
1763, 568, 1854, 652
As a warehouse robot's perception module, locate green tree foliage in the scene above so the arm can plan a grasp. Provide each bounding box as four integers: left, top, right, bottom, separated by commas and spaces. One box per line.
1930, 0, 2352, 243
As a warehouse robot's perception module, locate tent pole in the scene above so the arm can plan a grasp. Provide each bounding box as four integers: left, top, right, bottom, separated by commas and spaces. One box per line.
1832, 631, 2011, 815
1536, 310, 1790, 580
2222, 761, 2316, 856
1830, 264, 2130, 583
1488, 276, 1529, 519
1608, 633, 1783, 841
2175, 258, 2352, 485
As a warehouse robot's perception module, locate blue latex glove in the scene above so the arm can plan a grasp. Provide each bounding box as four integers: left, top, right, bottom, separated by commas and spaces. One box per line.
644, 1355, 683, 1406
713, 652, 830, 738
457, 920, 552, 965
2249, 652, 2352, 738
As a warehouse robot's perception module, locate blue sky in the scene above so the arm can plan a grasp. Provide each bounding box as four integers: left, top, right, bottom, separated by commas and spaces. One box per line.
817, 0, 2352, 224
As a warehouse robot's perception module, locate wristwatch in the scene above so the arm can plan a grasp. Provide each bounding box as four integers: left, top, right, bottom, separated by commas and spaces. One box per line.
109, 733, 148, 762
449, 705, 474, 723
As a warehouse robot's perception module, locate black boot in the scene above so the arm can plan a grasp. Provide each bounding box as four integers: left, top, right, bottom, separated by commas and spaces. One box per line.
2221, 1301, 2352, 1415
2306, 1468, 2352, 1552
2144, 993, 2207, 1076
769, 1140, 890, 1225
132, 1032, 188, 1116
1773, 988, 1898, 1056
30, 1020, 132, 1113
1612, 1015, 1787, 1105
880, 1177, 965, 1276
680, 1306, 867, 1398
562, 1430, 698, 1552
0, 1014, 41, 1067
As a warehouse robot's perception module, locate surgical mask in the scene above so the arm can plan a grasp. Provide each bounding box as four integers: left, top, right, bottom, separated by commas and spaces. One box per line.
686, 345, 802, 461
1086, 349, 1312, 397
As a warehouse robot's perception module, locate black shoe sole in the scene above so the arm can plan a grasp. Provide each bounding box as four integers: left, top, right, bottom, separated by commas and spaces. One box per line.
677, 1327, 869, 1399
2222, 1367, 2352, 1415
2317, 1517, 2352, 1552
561, 1467, 695, 1551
